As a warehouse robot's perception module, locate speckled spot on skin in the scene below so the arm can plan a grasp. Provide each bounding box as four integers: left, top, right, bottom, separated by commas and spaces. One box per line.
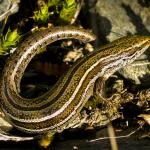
0, 26, 149, 134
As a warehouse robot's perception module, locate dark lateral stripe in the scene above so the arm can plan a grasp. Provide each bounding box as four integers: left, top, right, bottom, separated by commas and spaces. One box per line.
4, 45, 115, 111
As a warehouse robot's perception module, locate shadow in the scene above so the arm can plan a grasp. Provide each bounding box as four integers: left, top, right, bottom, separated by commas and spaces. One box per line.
90, 12, 112, 46
121, 3, 150, 35
79, 0, 112, 47
138, 0, 150, 7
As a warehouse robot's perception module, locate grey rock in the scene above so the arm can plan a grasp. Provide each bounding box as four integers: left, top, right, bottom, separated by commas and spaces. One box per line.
0, 0, 20, 21
87, 0, 150, 42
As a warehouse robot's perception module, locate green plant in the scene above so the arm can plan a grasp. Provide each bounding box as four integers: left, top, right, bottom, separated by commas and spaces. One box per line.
0, 28, 21, 55
33, 3, 50, 24
33, 0, 77, 25
59, 0, 77, 24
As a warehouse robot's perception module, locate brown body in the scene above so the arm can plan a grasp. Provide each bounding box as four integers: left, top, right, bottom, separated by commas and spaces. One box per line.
0, 26, 150, 134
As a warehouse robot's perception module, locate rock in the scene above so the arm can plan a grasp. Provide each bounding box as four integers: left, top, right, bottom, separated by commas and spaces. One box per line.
86, 0, 150, 43
0, 0, 20, 22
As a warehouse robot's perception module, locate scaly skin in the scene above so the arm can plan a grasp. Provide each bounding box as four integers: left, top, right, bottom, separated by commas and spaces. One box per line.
0, 26, 150, 135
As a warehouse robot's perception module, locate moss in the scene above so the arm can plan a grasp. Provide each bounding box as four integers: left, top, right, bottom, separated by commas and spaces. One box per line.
0, 28, 21, 55
32, 0, 77, 25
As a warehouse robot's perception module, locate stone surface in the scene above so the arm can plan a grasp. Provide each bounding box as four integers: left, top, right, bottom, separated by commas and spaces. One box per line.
0, 0, 20, 21
87, 0, 150, 42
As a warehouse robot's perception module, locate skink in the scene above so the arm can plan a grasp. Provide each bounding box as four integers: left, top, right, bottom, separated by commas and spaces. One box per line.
0, 26, 150, 134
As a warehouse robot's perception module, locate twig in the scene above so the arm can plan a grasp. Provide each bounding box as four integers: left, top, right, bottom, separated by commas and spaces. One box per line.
88, 126, 142, 143
107, 123, 118, 150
